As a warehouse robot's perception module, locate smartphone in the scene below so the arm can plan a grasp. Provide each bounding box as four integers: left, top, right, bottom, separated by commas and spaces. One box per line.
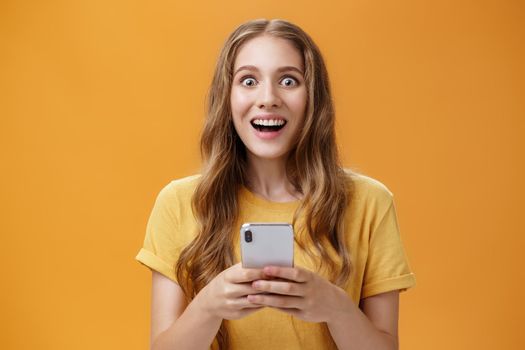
240, 223, 294, 268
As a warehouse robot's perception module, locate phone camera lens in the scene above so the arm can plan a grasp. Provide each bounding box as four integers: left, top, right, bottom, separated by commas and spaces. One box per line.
245, 230, 252, 243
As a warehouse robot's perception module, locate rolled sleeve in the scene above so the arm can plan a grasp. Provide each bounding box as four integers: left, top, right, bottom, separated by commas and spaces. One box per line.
361, 198, 416, 299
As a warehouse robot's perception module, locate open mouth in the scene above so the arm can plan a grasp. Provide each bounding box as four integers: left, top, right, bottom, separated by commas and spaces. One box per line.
250, 119, 287, 132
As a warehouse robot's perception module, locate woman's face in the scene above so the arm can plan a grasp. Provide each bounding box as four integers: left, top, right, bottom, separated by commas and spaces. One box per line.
230, 35, 307, 162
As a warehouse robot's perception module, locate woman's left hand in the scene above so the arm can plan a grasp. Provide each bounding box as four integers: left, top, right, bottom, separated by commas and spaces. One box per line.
247, 265, 351, 323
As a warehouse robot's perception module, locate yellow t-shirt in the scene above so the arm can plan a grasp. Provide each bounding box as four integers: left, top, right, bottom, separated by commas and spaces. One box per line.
135, 171, 416, 349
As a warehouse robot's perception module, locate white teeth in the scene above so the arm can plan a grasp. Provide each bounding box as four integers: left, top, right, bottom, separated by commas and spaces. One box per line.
252, 119, 286, 126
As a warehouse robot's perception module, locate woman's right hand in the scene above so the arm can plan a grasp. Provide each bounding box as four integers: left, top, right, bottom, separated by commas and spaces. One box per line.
195, 262, 268, 320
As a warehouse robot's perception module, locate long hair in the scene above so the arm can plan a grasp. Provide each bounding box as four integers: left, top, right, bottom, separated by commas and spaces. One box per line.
175, 18, 354, 350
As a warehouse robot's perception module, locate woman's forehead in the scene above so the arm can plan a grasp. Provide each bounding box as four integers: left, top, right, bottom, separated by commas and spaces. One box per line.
233, 35, 304, 73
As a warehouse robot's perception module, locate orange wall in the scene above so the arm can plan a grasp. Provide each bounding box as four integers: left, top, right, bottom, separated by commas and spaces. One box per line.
1, 1, 523, 349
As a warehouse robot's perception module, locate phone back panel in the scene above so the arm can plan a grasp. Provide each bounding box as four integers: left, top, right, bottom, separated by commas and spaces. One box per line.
240, 223, 294, 268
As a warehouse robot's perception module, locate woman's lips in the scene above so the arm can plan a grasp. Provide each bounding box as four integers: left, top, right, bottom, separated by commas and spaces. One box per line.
250, 121, 286, 140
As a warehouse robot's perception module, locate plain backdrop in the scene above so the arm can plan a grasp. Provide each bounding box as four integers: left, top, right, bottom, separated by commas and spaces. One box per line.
1, 0, 524, 349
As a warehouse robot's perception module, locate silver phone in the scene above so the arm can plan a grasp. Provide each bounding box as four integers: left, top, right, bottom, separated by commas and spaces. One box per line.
240, 223, 294, 268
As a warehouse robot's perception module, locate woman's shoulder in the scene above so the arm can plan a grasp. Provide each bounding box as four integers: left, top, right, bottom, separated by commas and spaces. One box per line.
156, 173, 202, 202
343, 168, 395, 205
165, 173, 202, 190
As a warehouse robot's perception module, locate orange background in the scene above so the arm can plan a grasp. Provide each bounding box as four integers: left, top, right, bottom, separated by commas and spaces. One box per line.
1, 0, 523, 349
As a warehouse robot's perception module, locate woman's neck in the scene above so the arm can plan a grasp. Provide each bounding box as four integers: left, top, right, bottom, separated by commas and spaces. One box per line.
244, 154, 301, 203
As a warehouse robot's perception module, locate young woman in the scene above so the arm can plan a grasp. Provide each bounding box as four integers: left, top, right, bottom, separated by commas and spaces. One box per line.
136, 18, 416, 350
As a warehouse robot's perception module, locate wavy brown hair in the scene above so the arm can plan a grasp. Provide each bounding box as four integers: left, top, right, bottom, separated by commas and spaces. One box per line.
175, 18, 355, 349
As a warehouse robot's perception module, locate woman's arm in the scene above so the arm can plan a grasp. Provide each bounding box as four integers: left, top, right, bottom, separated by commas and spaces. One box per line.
326, 290, 399, 350
248, 266, 400, 350
150, 271, 222, 350
150, 264, 266, 350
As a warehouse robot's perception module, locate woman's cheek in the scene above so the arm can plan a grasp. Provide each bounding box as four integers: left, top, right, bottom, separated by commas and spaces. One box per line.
290, 90, 307, 114
234, 88, 256, 108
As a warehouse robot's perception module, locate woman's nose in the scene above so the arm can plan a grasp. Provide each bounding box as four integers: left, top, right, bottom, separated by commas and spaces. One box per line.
256, 82, 282, 109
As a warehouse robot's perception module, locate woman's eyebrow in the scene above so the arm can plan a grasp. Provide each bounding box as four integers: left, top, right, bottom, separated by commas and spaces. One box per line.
233, 65, 304, 76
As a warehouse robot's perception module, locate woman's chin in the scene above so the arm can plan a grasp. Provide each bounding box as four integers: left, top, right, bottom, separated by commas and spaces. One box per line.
246, 147, 289, 162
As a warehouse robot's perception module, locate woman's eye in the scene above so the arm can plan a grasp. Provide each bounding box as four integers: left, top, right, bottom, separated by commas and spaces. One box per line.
281, 77, 298, 87
241, 77, 257, 87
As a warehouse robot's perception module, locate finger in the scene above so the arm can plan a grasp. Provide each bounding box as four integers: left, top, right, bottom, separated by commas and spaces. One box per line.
263, 266, 309, 283
252, 280, 304, 296
226, 266, 268, 283
233, 296, 267, 309
247, 294, 304, 309
226, 283, 264, 298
